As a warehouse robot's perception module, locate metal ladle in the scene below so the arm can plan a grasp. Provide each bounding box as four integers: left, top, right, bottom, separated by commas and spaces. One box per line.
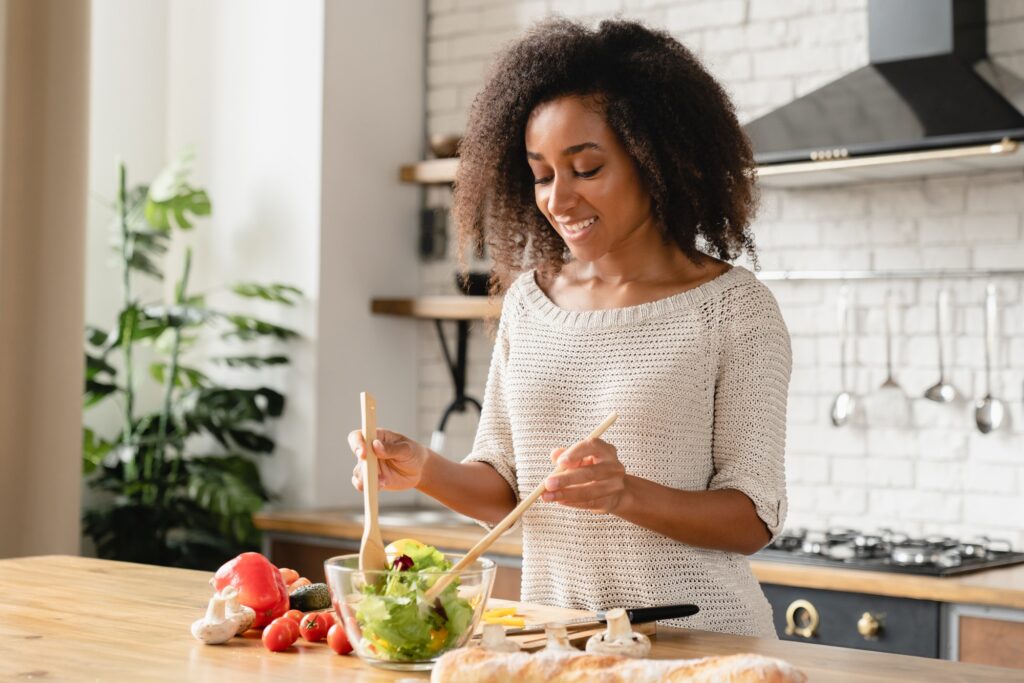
830, 287, 855, 426
975, 284, 1005, 434
924, 288, 958, 403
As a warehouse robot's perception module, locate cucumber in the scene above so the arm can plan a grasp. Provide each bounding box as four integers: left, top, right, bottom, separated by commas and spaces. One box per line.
290, 582, 331, 611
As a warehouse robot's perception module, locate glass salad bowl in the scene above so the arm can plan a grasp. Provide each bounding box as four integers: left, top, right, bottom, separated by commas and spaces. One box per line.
324, 551, 496, 671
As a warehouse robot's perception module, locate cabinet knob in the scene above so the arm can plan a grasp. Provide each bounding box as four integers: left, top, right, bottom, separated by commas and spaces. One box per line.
857, 612, 881, 639
784, 599, 819, 639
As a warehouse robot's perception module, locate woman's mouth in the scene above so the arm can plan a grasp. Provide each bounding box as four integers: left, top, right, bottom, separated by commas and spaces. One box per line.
558, 216, 597, 242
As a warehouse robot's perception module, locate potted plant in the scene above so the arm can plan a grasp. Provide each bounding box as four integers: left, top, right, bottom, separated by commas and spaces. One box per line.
83, 153, 302, 569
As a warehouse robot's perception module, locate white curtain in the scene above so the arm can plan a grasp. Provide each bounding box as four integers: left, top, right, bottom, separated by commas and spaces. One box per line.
0, 0, 90, 557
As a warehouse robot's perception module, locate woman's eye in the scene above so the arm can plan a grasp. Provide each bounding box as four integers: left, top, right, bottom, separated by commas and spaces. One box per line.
576, 166, 603, 178
533, 176, 552, 186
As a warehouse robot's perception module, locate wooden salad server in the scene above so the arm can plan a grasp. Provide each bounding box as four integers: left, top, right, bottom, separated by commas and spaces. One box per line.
358, 392, 388, 573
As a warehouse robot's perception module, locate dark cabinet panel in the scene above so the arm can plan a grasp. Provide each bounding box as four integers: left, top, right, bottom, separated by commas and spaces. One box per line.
762, 584, 941, 657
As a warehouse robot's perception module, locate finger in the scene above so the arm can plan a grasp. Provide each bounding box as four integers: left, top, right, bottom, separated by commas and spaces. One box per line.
545, 462, 617, 491
348, 430, 367, 459
555, 438, 611, 470
549, 447, 567, 465
544, 479, 623, 505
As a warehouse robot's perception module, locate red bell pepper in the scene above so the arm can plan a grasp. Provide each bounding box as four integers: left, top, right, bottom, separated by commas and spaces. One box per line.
213, 552, 289, 628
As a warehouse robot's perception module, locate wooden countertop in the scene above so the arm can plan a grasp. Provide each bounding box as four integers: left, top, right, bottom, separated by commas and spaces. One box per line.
254, 508, 1024, 610
1, 555, 1018, 682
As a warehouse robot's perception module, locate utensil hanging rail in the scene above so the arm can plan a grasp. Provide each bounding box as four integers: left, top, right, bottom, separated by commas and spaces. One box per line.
757, 268, 1024, 281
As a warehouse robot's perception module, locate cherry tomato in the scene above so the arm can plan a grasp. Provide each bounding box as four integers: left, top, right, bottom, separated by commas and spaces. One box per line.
300, 612, 331, 642
283, 609, 304, 624
262, 619, 298, 652
270, 616, 300, 641
278, 567, 300, 585
327, 623, 352, 655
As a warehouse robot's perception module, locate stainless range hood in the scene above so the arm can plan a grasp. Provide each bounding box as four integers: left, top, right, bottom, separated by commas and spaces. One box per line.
745, 0, 1024, 188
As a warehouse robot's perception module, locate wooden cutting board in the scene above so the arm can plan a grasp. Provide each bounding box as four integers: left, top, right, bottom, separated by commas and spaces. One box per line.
479, 598, 656, 651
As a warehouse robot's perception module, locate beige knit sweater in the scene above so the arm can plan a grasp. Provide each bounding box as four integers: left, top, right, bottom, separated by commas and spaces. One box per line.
463, 266, 792, 638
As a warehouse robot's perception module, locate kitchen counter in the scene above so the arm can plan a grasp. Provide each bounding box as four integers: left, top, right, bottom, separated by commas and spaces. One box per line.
254, 507, 1024, 610
1, 555, 1018, 682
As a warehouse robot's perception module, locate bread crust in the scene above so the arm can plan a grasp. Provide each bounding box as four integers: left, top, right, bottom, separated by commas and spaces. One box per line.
431, 648, 807, 683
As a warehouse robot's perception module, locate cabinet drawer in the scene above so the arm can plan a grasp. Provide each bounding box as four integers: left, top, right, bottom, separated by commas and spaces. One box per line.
762, 584, 940, 657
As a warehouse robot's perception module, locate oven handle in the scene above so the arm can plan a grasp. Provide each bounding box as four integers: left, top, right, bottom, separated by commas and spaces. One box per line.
784, 599, 820, 639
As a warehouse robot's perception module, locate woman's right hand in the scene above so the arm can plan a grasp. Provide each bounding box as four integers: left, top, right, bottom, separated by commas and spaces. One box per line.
347, 428, 429, 492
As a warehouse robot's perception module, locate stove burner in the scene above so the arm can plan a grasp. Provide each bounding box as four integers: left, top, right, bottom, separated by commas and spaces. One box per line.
761, 528, 1024, 576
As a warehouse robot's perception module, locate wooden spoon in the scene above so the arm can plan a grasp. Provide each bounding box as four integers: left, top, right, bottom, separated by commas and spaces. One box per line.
423, 412, 618, 602
359, 392, 388, 572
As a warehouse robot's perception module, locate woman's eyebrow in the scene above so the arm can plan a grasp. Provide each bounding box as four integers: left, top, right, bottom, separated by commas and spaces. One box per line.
526, 141, 603, 161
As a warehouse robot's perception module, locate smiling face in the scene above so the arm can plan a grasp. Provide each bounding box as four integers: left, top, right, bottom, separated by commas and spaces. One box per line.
525, 95, 657, 263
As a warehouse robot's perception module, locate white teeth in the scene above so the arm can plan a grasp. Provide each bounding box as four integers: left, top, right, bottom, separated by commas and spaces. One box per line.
561, 217, 597, 233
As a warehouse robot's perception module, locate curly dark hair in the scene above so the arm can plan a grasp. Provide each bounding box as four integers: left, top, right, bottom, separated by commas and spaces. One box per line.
453, 17, 759, 292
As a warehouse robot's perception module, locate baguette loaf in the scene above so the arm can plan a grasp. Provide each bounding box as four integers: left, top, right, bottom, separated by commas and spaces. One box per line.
431, 648, 806, 683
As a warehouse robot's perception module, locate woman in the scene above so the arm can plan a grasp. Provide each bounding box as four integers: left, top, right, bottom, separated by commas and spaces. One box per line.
349, 18, 791, 638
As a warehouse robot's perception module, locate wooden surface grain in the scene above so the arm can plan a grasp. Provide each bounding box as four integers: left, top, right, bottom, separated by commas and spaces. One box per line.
254, 507, 1024, 610
0, 556, 1020, 682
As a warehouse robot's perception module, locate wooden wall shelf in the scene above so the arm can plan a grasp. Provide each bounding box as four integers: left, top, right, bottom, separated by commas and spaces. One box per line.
398, 158, 459, 184
371, 295, 501, 320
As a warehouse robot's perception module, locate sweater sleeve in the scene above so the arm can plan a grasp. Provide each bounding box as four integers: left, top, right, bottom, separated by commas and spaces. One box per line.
461, 289, 519, 504
708, 284, 792, 541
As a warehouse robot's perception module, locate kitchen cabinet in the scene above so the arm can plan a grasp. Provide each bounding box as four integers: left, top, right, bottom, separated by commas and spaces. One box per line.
946, 603, 1024, 669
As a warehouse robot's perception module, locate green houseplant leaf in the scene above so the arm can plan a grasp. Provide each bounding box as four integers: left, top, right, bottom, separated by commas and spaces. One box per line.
82, 153, 303, 570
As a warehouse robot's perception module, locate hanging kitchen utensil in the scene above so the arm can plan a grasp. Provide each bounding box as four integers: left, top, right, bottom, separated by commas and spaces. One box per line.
974, 284, 1005, 434
358, 392, 388, 572
924, 288, 958, 403
867, 290, 910, 428
830, 286, 856, 427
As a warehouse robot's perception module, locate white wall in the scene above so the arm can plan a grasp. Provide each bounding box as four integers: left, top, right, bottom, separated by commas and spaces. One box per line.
316, 0, 424, 508
85, 0, 425, 517
420, 0, 1024, 546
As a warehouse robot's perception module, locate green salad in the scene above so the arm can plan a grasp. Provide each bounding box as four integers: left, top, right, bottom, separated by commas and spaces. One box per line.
356, 541, 474, 661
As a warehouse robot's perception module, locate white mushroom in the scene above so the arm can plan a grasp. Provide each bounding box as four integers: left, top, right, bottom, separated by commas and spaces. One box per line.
585, 608, 651, 658
480, 622, 521, 653
219, 586, 256, 635
191, 592, 242, 645
542, 624, 576, 652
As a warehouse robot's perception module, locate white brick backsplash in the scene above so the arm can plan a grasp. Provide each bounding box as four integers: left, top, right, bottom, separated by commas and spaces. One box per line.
753, 45, 839, 78
428, 86, 459, 113
963, 213, 1020, 242
425, 0, 1024, 539
873, 245, 971, 271
964, 494, 1024, 528
916, 461, 964, 491
964, 463, 1018, 495
430, 10, 483, 37
970, 432, 1024, 463
974, 243, 1024, 270
816, 486, 867, 515
665, 1, 745, 32
866, 429, 918, 457
782, 247, 872, 271
832, 457, 867, 486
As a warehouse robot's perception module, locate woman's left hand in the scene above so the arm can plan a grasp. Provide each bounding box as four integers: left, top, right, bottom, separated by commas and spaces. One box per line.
541, 438, 628, 514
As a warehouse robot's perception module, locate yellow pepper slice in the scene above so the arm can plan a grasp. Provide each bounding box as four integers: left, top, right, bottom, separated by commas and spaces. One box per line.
483, 607, 518, 619
482, 615, 526, 628
428, 626, 449, 652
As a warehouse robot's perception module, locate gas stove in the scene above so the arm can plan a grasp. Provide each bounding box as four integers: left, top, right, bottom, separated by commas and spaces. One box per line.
755, 528, 1024, 576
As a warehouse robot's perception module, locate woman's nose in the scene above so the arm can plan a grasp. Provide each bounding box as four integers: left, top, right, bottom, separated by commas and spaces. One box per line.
546, 175, 577, 215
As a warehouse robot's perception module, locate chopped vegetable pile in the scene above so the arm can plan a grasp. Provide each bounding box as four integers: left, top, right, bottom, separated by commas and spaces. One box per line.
355, 541, 474, 661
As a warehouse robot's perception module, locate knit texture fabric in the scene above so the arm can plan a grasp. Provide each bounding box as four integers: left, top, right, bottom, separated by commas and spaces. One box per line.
463, 266, 791, 638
